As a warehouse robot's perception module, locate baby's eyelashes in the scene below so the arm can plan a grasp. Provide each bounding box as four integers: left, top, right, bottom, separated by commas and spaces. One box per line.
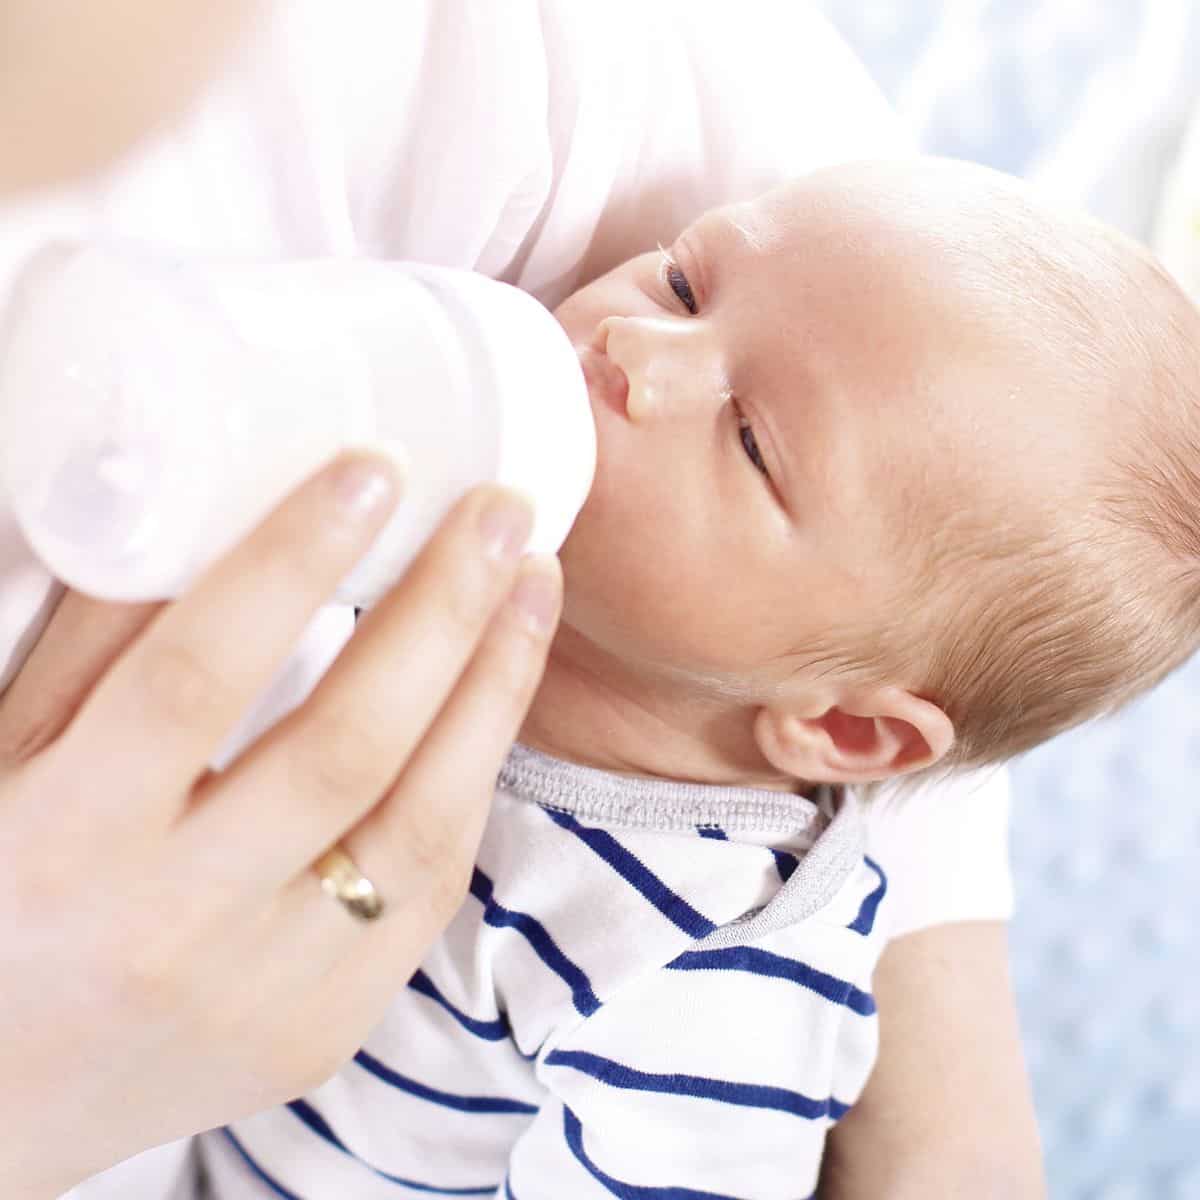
657, 245, 698, 315
734, 403, 770, 478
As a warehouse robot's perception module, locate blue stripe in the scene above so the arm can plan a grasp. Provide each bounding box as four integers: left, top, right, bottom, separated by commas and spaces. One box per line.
847, 855, 888, 935
504, 1177, 520, 1200
771, 848, 799, 883
286, 1099, 498, 1194
696, 826, 727, 840
470, 867, 602, 1016
219, 1128, 303, 1199
547, 1049, 842, 1121
408, 968, 511, 1041
667, 946, 876, 1016
353, 1047, 539, 1115
562, 1106, 744, 1199
544, 809, 717, 939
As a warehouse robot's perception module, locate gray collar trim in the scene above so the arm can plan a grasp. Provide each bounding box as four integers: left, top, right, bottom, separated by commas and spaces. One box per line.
498, 745, 868, 940
499, 743, 825, 835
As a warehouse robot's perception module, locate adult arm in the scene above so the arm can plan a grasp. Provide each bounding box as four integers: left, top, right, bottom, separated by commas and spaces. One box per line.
818, 921, 1047, 1199
0, 0, 251, 195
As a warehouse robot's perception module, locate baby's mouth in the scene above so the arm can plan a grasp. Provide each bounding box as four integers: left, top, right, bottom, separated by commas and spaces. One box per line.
576, 345, 629, 417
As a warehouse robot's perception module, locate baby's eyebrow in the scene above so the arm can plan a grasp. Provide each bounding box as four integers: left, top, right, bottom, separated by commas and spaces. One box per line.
723, 213, 770, 254
676, 215, 737, 301
682, 212, 763, 301
697, 206, 768, 256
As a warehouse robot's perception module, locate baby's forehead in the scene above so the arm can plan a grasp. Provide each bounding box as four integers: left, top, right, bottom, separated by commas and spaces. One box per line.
705, 161, 1180, 540
801, 165, 1144, 305
730, 169, 940, 250
710, 182, 983, 320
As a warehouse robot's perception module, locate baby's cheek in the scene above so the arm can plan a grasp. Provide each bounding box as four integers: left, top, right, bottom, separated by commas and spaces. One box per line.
561, 504, 748, 675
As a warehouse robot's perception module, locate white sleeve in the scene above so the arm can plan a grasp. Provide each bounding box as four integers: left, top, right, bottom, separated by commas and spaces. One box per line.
863, 766, 1015, 942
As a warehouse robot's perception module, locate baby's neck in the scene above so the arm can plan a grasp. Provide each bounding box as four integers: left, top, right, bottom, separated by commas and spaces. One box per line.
518, 623, 802, 793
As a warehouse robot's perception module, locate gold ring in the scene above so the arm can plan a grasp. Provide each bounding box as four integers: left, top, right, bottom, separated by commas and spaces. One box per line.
313, 845, 385, 921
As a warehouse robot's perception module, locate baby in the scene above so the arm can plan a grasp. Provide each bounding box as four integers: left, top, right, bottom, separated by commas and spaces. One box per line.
544, 155, 1200, 790
181, 158, 1200, 1198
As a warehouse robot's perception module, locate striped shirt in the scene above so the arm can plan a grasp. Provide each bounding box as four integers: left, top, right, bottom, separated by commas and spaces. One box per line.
195, 746, 898, 1199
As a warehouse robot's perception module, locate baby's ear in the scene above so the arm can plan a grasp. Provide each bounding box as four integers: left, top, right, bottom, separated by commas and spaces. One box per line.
753, 686, 954, 784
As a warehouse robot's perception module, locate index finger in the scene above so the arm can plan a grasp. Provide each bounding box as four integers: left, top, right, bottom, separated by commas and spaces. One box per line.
50, 450, 403, 829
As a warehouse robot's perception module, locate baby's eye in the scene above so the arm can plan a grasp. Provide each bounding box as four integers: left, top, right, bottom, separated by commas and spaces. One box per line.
658, 246, 698, 315
737, 412, 770, 478
667, 263, 697, 314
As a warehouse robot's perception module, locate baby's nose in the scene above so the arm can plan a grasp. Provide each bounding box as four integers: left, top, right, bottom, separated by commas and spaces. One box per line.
600, 315, 691, 423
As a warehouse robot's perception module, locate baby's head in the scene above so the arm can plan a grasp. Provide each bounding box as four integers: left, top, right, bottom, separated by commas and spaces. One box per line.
552, 157, 1200, 785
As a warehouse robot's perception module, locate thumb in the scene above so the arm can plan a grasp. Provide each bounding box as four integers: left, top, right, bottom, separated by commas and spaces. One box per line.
0, 589, 164, 763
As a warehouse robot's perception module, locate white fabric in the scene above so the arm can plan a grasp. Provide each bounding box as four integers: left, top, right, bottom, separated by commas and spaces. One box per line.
866, 766, 1013, 942
11, 2, 1013, 1196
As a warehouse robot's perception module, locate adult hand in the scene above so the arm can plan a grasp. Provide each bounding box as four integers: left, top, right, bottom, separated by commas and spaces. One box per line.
0, 450, 562, 1200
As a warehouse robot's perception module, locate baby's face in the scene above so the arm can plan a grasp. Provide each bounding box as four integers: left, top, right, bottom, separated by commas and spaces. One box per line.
552, 161, 1101, 691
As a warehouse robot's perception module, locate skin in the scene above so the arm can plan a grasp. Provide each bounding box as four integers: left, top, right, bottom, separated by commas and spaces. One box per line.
0, 0, 253, 195
524, 159, 1108, 789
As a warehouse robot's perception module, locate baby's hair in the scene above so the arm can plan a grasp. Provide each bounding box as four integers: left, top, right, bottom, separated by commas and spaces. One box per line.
832, 168, 1200, 775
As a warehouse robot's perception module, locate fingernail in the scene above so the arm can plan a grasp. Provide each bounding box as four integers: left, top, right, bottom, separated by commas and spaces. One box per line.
510, 558, 561, 634
479, 491, 535, 562
330, 455, 400, 520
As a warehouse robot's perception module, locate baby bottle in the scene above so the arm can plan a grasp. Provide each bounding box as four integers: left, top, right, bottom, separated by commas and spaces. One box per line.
0, 242, 596, 608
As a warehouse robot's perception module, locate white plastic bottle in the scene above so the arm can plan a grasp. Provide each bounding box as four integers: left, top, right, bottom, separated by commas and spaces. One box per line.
0, 242, 596, 608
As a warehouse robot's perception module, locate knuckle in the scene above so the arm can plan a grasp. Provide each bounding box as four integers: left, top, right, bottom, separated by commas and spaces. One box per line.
486, 629, 542, 709
261, 524, 329, 599
1, 826, 72, 929
440, 569, 497, 641
289, 711, 385, 805
137, 638, 230, 731
402, 814, 458, 881
106, 927, 190, 1019
400, 818, 474, 918
467, 619, 544, 723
